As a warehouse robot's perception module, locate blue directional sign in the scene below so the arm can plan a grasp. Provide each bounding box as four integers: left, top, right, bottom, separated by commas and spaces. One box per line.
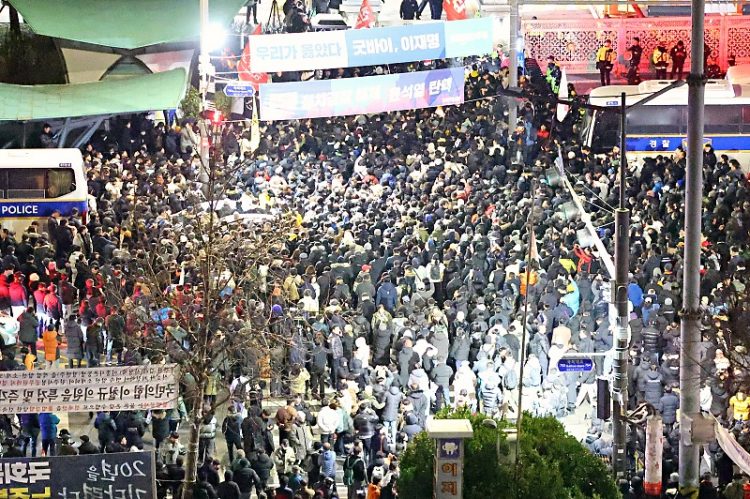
557, 358, 594, 372
224, 82, 256, 97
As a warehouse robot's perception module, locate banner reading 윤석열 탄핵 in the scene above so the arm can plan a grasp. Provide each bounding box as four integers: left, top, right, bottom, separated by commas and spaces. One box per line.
0, 364, 178, 413
249, 18, 496, 73
0, 451, 156, 498
259, 67, 464, 121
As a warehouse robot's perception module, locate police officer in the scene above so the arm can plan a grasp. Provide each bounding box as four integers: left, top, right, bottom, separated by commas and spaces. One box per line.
595, 39, 615, 86
626, 37, 643, 85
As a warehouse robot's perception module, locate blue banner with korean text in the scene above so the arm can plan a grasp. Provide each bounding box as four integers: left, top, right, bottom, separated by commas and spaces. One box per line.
259, 67, 465, 121
249, 18, 496, 73
0, 451, 156, 498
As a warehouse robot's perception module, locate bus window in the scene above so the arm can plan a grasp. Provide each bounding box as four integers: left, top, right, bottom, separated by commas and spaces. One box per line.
591, 110, 620, 153
626, 106, 684, 135
7, 169, 45, 199
46, 169, 75, 198
705, 105, 740, 134
4, 168, 75, 199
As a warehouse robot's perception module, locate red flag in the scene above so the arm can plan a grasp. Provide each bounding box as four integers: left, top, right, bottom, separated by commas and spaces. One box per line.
238, 24, 269, 89
442, 0, 467, 20
355, 0, 376, 29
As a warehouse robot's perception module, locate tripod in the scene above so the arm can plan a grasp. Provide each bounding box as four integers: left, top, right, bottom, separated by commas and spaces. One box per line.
268, 0, 283, 33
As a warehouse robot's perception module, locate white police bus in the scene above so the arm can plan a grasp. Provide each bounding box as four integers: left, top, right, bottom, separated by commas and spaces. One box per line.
584, 66, 750, 165
0, 149, 88, 234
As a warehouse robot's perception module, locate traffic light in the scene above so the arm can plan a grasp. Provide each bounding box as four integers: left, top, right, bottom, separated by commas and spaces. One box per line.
211, 110, 223, 125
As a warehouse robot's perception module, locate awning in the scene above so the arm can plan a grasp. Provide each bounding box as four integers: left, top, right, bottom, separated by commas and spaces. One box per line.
9, 0, 245, 49
0, 68, 188, 121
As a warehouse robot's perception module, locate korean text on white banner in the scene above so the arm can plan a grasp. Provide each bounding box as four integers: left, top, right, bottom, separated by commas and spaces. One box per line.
249, 18, 495, 73
0, 364, 178, 413
0, 451, 156, 498
259, 67, 465, 121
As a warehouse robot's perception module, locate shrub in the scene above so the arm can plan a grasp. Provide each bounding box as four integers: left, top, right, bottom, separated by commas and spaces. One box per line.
398, 409, 620, 499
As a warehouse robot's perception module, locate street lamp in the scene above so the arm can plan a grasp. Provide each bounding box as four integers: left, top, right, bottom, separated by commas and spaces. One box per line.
611, 78, 685, 479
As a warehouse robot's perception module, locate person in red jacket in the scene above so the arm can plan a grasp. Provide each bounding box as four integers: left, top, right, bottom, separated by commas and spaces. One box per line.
9, 272, 27, 319
32, 282, 47, 336
43, 284, 62, 331
573, 244, 593, 274
0, 274, 10, 316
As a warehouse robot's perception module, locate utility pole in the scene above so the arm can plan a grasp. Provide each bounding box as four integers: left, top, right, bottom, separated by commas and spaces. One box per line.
611, 91, 629, 479
199, 0, 211, 110
679, 0, 706, 494
508, 0, 519, 127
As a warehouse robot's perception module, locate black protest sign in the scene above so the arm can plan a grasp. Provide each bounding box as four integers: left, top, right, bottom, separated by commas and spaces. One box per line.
0, 451, 155, 498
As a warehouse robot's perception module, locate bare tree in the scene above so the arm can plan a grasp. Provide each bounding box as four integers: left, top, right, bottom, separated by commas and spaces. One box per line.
110, 120, 297, 498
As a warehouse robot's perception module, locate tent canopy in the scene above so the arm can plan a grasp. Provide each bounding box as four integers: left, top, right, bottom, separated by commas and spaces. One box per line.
0, 68, 188, 121
9, 0, 245, 49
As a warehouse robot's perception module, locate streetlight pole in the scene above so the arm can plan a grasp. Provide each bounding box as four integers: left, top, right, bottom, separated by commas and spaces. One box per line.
679, 0, 706, 494
508, 0, 519, 127
611, 91, 629, 479
199, 0, 211, 110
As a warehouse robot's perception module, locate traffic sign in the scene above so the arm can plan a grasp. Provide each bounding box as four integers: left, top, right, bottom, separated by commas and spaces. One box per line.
223, 82, 256, 97
557, 358, 594, 372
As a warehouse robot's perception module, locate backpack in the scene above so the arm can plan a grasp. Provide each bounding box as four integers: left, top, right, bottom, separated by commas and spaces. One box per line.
429, 264, 441, 282
503, 368, 519, 391
343, 457, 362, 486
371, 465, 385, 481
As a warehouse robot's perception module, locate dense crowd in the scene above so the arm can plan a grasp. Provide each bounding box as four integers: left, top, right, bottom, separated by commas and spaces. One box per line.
0, 50, 749, 499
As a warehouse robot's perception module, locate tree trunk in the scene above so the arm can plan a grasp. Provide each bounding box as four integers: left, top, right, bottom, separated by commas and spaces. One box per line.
180, 384, 205, 499
8, 6, 20, 33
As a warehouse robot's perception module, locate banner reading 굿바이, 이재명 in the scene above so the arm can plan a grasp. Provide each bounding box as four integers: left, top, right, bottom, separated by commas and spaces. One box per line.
259, 67, 465, 121
249, 18, 496, 73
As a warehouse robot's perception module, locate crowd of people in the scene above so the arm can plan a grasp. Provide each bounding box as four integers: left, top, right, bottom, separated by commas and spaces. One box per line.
0, 46, 748, 499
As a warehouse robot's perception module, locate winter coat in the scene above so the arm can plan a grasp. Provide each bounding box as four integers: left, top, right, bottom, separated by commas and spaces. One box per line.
9, 282, 26, 308
397, 347, 419, 386
449, 333, 471, 362
382, 386, 402, 422
251, 453, 274, 482
402, 413, 422, 439
151, 411, 171, 442
353, 409, 378, 440
522, 356, 543, 387
319, 449, 337, 478
659, 392, 680, 424
273, 445, 296, 476
64, 320, 84, 360
376, 282, 398, 312
17, 312, 38, 344
316, 406, 340, 435
429, 326, 450, 360
431, 363, 453, 388
407, 389, 429, 427
94, 412, 117, 443
39, 413, 60, 440
41, 329, 59, 361
643, 370, 664, 405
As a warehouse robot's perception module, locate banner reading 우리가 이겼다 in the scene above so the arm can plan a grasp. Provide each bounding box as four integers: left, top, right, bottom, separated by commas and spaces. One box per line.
259, 67, 465, 121
248, 18, 495, 73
